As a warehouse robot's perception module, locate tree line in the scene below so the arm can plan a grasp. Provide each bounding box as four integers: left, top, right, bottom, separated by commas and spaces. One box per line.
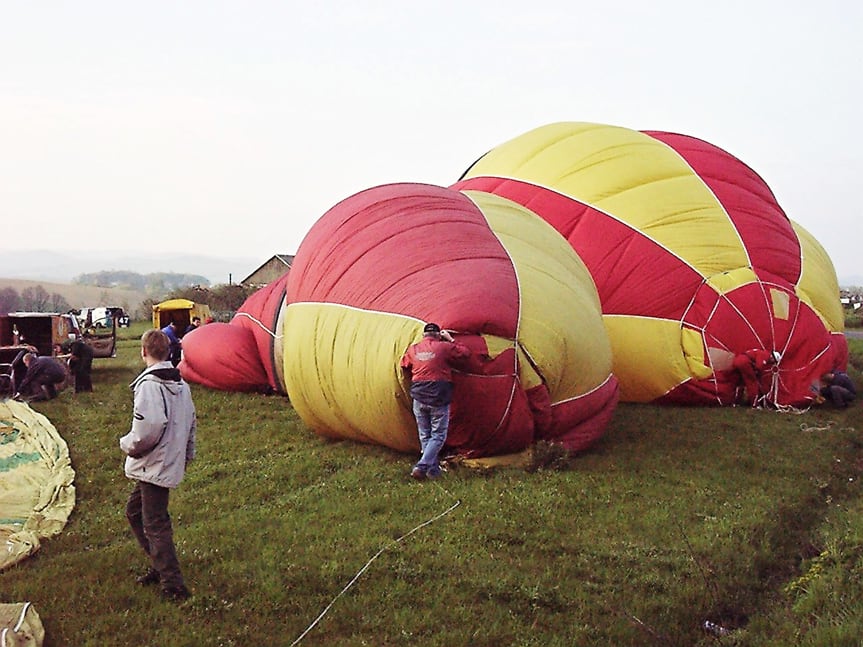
0, 285, 71, 314
136, 284, 258, 322
74, 270, 211, 292
2, 281, 259, 323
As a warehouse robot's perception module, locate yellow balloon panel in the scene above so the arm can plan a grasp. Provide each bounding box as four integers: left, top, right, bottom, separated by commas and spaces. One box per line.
705, 267, 758, 294
603, 316, 691, 402
681, 326, 713, 380
466, 190, 613, 401
792, 221, 844, 332
283, 303, 419, 452
465, 122, 749, 279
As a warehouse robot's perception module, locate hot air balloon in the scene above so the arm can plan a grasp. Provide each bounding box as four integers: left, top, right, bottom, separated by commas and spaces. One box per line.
452, 122, 846, 407
180, 273, 290, 394
283, 182, 618, 456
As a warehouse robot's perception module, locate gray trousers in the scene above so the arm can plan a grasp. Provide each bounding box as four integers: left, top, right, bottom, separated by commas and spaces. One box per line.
125, 480, 185, 589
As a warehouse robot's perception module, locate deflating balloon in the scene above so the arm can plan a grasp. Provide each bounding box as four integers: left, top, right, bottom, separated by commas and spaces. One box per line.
453, 122, 846, 407
179, 323, 270, 392
284, 182, 618, 456
231, 272, 290, 394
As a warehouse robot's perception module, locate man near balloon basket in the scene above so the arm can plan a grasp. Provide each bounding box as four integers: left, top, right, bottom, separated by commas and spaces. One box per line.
400, 322, 471, 480
732, 349, 781, 407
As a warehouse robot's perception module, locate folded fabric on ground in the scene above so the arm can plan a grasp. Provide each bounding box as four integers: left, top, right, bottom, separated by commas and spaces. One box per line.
0, 399, 76, 572
0, 602, 45, 646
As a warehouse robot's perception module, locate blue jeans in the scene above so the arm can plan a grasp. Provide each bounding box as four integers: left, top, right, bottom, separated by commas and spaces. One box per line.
412, 400, 451, 474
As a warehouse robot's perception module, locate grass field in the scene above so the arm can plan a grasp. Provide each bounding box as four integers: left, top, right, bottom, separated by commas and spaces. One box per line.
1, 324, 861, 646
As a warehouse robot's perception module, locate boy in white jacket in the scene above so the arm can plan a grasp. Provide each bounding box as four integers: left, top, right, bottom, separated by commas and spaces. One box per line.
120, 329, 197, 601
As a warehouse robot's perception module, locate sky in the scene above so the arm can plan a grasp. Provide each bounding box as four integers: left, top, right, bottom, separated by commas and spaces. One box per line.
2, 0, 861, 283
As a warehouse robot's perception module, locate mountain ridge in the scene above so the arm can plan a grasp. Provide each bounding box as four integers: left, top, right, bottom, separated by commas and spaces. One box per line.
0, 249, 262, 285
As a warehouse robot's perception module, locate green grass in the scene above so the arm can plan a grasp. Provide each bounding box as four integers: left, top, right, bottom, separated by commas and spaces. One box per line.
1, 326, 862, 646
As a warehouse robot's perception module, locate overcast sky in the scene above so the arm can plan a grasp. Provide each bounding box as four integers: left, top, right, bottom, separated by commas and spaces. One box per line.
2, 1, 860, 282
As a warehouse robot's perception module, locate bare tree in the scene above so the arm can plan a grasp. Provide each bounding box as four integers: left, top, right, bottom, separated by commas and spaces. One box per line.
20, 285, 50, 311
49, 292, 72, 313
0, 287, 20, 313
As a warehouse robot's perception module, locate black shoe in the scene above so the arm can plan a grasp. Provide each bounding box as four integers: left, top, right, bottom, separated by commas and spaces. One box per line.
410, 467, 427, 480
160, 585, 191, 602
135, 568, 160, 586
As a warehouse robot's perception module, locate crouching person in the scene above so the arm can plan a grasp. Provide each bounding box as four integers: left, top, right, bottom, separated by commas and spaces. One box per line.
820, 370, 857, 408
14, 352, 67, 402
120, 329, 197, 602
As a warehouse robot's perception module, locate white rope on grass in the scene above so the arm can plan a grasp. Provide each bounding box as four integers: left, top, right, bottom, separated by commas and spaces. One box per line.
800, 420, 836, 432
773, 402, 811, 415
801, 420, 835, 432
289, 497, 462, 646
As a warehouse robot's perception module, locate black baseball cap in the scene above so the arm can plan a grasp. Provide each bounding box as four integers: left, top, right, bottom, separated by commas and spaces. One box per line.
423, 322, 441, 334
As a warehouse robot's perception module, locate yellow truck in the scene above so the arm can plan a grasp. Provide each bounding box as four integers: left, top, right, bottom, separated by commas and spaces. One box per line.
152, 299, 211, 331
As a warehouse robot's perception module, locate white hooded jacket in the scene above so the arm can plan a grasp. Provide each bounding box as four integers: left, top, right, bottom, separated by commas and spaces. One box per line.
120, 361, 197, 489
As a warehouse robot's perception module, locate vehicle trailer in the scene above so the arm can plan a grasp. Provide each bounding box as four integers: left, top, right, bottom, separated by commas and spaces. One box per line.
0, 312, 116, 359
0, 312, 117, 398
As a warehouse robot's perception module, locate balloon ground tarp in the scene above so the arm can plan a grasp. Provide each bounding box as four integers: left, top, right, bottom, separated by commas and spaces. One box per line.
453, 121, 847, 408
0, 602, 44, 646
0, 399, 76, 572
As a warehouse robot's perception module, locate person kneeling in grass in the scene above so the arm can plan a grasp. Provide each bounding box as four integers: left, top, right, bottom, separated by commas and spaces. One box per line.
819, 370, 856, 408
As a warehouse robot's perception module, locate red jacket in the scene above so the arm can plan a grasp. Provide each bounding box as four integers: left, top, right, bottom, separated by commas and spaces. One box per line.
743, 349, 774, 370
400, 337, 471, 383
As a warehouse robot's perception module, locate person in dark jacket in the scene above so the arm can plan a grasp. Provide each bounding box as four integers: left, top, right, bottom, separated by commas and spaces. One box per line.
183, 316, 201, 337
14, 353, 67, 402
820, 370, 856, 408
160, 321, 183, 367
68, 340, 94, 393
400, 322, 471, 480
120, 329, 197, 602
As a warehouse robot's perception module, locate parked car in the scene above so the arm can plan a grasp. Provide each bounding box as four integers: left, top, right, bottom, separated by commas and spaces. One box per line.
78, 306, 130, 329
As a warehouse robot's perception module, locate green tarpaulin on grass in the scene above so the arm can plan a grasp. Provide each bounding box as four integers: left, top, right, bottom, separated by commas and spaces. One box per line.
0, 399, 75, 572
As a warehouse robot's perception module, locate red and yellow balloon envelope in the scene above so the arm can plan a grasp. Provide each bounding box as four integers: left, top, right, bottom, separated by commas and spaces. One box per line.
283, 183, 618, 457
180, 273, 290, 394
452, 122, 846, 407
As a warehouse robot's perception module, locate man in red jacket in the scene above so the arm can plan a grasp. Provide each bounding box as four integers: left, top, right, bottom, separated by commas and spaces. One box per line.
732, 349, 780, 406
400, 322, 471, 480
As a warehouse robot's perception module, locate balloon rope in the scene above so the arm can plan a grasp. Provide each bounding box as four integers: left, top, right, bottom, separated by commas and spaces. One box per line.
774, 403, 811, 415
800, 420, 836, 432
1, 602, 32, 647
232, 312, 282, 339
289, 497, 461, 646
14, 602, 30, 632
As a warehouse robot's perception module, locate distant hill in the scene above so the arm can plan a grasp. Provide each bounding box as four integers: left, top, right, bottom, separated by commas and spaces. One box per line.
0, 249, 261, 286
